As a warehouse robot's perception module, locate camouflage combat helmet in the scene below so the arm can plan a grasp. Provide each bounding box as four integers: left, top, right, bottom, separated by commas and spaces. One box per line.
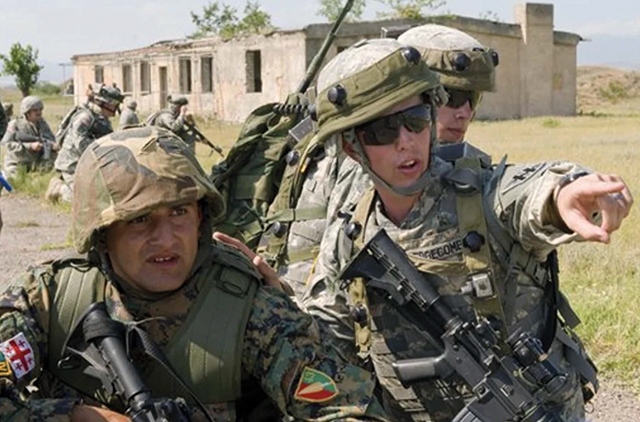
398, 24, 499, 94
168, 95, 188, 110
92, 83, 125, 110
20, 95, 43, 115
72, 126, 225, 253
315, 38, 446, 196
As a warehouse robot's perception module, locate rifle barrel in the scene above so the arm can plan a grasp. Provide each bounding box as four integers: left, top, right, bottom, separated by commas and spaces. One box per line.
296, 0, 355, 93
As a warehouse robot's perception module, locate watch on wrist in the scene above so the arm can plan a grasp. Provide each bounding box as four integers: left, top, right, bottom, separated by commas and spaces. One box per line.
558, 170, 590, 189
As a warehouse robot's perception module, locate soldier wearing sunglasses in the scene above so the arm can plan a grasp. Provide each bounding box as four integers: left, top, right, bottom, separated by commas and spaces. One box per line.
399, 24, 498, 145
301, 39, 632, 422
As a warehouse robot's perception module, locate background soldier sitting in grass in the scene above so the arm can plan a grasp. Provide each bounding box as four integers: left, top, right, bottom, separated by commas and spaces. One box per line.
1, 96, 58, 179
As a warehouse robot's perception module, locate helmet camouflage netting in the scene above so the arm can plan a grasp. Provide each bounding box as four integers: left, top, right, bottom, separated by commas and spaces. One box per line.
72, 126, 225, 253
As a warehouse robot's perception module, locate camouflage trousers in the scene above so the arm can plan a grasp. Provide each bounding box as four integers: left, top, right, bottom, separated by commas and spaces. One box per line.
45, 172, 74, 203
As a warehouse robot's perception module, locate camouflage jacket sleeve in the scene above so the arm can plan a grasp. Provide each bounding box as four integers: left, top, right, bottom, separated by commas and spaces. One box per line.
243, 286, 387, 422
0, 269, 79, 422
301, 205, 359, 362
1, 121, 25, 153
157, 112, 185, 133
66, 111, 95, 156
490, 161, 591, 261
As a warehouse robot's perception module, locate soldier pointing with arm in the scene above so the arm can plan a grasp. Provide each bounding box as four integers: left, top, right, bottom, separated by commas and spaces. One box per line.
302, 39, 632, 422
0, 126, 389, 422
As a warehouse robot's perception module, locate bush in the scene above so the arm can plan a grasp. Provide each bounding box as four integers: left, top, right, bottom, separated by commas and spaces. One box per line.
541, 118, 561, 128
34, 81, 61, 96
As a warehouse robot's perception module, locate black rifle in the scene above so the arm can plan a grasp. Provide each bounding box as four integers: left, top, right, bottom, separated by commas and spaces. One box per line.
296, 0, 355, 94
59, 302, 213, 422
185, 121, 223, 156
339, 229, 570, 422
12, 132, 56, 161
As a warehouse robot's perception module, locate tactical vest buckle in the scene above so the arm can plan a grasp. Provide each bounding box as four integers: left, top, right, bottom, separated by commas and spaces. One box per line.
462, 272, 494, 299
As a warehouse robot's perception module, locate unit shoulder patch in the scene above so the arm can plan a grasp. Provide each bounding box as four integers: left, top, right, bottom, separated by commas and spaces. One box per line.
0, 332, 35, 379
502, 163, 546, 194
293, 367, 339, 403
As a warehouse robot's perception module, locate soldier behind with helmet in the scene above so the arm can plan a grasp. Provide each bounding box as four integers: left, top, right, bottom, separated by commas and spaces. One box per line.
147, 95, 196, 151
1, 96, 59, 178
46, 83, 124, 203
301, 40, 632, 422
398, 24, 497, 147
118, 99, 139, 129
0, 126, 388, 422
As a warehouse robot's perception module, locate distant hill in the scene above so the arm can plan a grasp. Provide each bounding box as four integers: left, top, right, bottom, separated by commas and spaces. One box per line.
577, 66, 640, 113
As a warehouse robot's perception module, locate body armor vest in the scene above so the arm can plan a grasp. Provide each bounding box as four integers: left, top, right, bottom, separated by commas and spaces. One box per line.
46, 249, 258, 408
344, 147, 597, 421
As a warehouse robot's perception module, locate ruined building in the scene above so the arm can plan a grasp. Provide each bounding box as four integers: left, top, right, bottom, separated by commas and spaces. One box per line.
72, 3, 581, 122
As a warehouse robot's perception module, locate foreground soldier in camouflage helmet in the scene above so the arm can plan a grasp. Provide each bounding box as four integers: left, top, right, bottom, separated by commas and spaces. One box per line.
0, 126, 388, 422
46, 83, 123, 203
118, 98, 139, 129
146, 95, 195, 151
1, 96, 58, 178
302, 41, 633, 422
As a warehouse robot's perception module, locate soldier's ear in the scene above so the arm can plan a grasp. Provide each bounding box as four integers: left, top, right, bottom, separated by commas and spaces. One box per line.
341, 136, 361, 164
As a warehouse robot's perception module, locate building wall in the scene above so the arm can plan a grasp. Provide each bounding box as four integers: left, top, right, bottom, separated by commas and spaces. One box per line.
72, 2, 580, 122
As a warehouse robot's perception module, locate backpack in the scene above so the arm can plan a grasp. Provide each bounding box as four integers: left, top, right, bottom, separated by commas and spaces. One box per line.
210, 93, 310, 250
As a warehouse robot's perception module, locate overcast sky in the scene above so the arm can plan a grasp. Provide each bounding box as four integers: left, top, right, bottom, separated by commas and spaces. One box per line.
1, 0, 638, 84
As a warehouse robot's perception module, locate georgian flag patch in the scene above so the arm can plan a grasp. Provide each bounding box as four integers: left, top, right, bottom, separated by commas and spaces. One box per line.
0, 332, 35, 379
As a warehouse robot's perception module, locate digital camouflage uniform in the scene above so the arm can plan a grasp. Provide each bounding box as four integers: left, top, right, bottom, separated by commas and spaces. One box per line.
146, 95, 195, 151
1, 96, 57, 178
301, 43, 597, 422
49, 85, 123, 202
260, 40, 404, 301
0, 127, 388, 422
118, 99, 139, 129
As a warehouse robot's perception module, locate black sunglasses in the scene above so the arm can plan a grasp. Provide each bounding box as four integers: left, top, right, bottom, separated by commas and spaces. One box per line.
444, 88, 481, 110
355, 104, 432, 146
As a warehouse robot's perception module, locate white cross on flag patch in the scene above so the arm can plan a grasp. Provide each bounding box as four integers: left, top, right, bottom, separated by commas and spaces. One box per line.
0, 332, 35, 379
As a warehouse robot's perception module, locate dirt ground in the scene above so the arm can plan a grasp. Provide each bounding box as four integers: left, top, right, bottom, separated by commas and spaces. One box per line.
1, 194, 639, 421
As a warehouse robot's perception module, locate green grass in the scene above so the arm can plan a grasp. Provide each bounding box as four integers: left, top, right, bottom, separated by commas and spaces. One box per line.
468, 112, 640, 393
541, 117, 561, 128
13, 220, 40, 228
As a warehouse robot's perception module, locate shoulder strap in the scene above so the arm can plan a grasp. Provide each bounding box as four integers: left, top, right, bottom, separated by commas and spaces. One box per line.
347, 188, 376, 359
448, 156, 508, 334
47, 260, 107, 399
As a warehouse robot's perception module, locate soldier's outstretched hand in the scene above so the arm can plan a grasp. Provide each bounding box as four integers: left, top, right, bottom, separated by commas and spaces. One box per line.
556, 173, 633, 243
213, 231, 285, 291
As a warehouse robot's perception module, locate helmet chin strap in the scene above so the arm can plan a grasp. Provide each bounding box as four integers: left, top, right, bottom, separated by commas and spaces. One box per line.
346, 95, 441, 197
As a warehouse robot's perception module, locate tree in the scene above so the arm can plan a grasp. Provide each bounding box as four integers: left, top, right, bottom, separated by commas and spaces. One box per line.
317, 0, 366, 22
375, 0, 446, 20
0, 43, 44, 97
190, 1, 276, 40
